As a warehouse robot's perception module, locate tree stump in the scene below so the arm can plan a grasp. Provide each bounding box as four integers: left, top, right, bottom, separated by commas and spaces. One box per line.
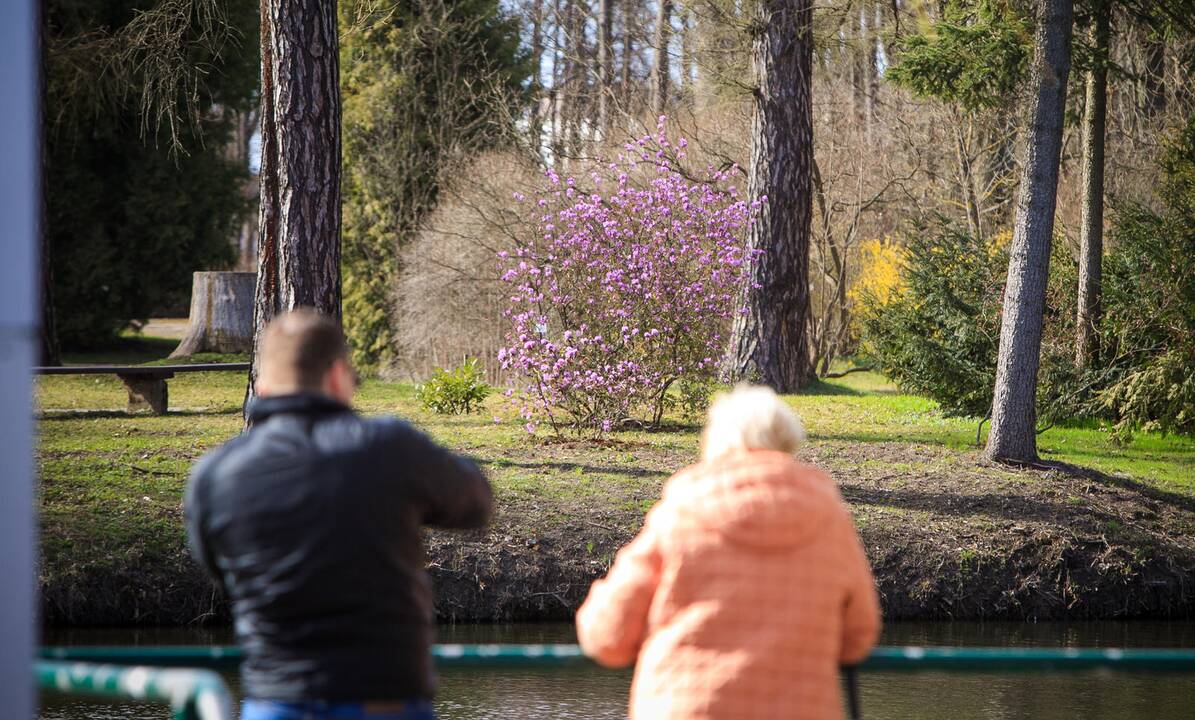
118, 372, 172, 414
170, 272, 256, 357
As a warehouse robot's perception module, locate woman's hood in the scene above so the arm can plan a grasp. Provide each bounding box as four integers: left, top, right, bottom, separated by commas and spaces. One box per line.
660, 451, 843, 549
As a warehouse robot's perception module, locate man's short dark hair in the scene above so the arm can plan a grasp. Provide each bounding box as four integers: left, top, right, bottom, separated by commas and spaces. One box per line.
258, 308, 350, 391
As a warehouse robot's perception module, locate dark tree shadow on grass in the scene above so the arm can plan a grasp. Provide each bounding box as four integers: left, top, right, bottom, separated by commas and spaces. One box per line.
842, 460, 1195, 522
841, 485, 1110, 526
39, 408, 239, 421
475, 457, 671, 480
639, 420, 703, 433
798, 379, 865, 397
1024, 459, 1195, 514
813, 430, 965, 448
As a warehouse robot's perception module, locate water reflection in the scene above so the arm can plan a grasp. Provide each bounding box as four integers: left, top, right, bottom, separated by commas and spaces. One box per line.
39, 621, 1195, 720
438, 666, 632, 720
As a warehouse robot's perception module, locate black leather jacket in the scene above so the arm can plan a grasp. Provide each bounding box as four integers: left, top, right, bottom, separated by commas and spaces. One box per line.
185, 394, 491, 702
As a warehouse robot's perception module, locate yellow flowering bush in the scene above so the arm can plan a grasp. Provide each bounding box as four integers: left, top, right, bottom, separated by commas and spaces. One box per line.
849, 238, 905, 309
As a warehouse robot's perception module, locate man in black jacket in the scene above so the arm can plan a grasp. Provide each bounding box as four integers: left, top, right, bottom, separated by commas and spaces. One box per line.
185, 308, 492, 720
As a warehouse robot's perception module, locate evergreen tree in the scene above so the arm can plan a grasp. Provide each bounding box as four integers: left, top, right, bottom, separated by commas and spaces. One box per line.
43, 0, 259, 351
340, 0, 530, 372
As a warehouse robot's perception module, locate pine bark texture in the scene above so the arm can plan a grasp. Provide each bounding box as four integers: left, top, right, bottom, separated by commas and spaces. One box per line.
1076, 1, 1109, 369
530, 0, 544, 146
852, 3, 869, 124
726, 0, 814, 392
170, 272, 256, 357
681, 8, 694, 93
621, 0, 633, 107
652, 0, 672, 116
249, 0, 343, 404
985, 0, 1073, 463
597, 0, 613, 135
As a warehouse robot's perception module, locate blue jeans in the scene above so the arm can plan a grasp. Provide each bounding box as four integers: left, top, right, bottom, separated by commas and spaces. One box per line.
241, 699, 437, 720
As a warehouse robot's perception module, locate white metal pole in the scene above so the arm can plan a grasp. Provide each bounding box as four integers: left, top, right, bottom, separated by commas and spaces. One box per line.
0, 0, 40, 717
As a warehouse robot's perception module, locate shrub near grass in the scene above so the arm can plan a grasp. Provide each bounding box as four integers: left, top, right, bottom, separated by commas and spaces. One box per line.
1097, 118, 1195, 439
416, 358, 492, 415
856, 221, 1079, 423
858, 117, 1195, 441
856, 221, 1006, 417
498, 120, 758, 435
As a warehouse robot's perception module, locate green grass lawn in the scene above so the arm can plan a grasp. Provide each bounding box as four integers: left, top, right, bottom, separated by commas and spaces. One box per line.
36, 336, 1195, 499
790, 378, 1195, 495
35, 334, 1195, 623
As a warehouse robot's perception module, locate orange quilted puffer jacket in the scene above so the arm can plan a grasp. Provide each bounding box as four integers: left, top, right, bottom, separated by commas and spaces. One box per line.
576, 450, 881, 720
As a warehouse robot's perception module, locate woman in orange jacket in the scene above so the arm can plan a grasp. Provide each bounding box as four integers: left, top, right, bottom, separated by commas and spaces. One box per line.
576, 385, 881, 720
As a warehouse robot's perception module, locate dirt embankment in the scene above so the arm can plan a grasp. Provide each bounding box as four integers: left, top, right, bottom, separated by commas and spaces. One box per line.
40, 441, 1195, 626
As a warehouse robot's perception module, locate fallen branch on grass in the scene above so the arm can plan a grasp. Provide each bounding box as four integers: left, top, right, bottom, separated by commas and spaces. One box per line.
822, 365, 875, 379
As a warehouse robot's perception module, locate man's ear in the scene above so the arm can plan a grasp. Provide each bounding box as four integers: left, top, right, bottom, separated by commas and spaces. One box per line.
325, 358, 356, 404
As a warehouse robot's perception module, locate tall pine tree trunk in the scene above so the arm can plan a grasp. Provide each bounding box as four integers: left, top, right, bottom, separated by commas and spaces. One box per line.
953, 112, 984, 242
621, 0, 634, 108
852, 3, 868, 125
597, 0, 613, 136
248, 0, 343, 410
726, 0, 814, 392
38, 16, 61, 367
39, 229, 60, 366
867, 1, 880, 126
563, 0, 583, 157
1076, 0, 1109, 369
530, 0, 545, 155
550, 0, 564, 158
985, 0, 1073, 463
680, 8, 695, 96
652, 0, 672, 116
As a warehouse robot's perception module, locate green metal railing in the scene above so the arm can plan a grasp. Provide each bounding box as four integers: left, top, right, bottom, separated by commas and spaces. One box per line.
40, 643, 1195, 673
37, 644, 1195, 720
36, 659, 234, 720
861, 645, 1195, 673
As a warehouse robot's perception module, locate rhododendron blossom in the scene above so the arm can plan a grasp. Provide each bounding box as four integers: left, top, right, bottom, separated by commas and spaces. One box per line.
498, 122, 760, 435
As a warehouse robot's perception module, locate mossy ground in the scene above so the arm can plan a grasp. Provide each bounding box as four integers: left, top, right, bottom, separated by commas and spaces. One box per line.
36, 334, 1195, 624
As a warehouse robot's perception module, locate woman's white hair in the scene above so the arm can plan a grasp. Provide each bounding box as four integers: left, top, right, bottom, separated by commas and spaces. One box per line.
700, 385, 806, 462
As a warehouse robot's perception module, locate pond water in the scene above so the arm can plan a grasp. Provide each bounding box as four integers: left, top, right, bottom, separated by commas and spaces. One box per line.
40, 621, 1195, 719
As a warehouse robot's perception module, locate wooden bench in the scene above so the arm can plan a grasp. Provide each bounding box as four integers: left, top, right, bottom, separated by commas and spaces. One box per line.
35, 363, 249, 414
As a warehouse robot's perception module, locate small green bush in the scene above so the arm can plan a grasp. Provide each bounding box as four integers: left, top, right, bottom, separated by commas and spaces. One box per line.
663, 377, 715, 422
676, 378, 715, 422
857, 220, 1003, 417
416, 358, 492, 415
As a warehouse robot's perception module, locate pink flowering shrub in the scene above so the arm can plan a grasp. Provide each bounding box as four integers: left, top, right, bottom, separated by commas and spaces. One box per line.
497, 121, 759, 435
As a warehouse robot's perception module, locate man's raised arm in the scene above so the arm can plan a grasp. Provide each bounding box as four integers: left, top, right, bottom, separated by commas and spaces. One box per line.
392, 421, 493, 529
183, 459, 226, 594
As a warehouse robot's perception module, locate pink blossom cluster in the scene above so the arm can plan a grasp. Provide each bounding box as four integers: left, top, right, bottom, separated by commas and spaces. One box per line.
498, 120, 760, 435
